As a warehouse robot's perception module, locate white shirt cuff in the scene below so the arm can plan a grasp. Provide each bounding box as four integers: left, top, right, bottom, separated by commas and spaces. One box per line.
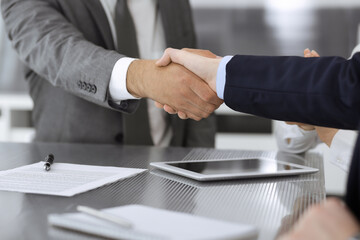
109, 57, 140, 101
274, 121, 318, 154
216, 56, 233, 100
329, 130, 357, 172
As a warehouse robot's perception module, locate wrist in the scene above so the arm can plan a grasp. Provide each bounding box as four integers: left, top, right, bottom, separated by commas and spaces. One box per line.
316, 127, 339, 147
127, 59, 155, 98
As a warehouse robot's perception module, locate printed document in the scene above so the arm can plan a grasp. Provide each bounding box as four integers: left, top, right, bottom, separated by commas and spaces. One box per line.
0, 162, 146, 197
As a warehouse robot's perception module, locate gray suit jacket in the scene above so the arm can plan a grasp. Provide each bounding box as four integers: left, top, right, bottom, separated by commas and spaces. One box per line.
1, 0, 216, 147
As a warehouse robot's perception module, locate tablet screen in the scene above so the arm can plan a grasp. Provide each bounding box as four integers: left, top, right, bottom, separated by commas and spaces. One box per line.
167, 158, 301, 175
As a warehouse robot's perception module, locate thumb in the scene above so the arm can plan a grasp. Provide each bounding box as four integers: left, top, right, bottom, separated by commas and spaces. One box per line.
156, 48, 177, 67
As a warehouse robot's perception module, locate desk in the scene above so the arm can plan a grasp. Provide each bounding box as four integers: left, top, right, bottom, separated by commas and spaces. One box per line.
0, 142, 325, 240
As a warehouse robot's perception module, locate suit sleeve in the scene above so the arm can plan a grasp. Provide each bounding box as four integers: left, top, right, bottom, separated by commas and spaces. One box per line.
1, 0, 138, 112
224, 53, 360, 130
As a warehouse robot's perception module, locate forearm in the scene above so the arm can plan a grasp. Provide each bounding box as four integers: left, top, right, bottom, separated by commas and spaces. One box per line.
223, 54, 360, 130
126, 59, 156, 98
1, 0, 123, 108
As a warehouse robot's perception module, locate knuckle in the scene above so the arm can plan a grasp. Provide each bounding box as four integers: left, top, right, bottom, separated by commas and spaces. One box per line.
203, 92, 216, 102
165, 47, 172, 53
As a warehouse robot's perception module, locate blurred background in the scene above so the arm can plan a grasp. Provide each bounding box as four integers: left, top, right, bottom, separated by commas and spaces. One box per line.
1, 0, 359, 194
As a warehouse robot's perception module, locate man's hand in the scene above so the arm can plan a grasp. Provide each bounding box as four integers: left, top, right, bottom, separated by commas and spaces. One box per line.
156, 48, 221, 93
315, 126, 339, 147
278, 198, 360, 240
155, 48, 223, 118
155, 48, 222, 119
126, 59, 222, 121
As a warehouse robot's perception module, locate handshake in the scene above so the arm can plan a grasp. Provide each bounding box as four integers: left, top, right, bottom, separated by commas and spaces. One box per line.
126, 48, 224, 121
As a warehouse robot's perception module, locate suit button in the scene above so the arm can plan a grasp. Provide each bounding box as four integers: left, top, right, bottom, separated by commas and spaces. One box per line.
81, 82, 86, 90
115, 133, 123, 143
91, 85, 97, 94
77, 80, 82, 89
120, 101, 128, 109
86, 83, 91, 92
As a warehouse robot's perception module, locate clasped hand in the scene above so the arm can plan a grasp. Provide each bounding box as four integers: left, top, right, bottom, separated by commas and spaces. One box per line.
153, 48, 223, 120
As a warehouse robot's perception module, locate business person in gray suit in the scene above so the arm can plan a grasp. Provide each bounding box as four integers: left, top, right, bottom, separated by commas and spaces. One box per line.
1, 0, 222, 147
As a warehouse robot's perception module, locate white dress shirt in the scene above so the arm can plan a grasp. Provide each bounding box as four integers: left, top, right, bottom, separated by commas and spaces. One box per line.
274, 121, 357, 172
100, 0, 172, 146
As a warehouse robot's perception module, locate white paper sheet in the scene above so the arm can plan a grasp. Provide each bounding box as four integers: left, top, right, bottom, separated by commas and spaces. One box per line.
0, 162, 146, 196
49, 205, 258, 240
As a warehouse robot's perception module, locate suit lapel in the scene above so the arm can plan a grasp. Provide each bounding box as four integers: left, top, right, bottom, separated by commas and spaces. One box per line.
82, 0, 115, 50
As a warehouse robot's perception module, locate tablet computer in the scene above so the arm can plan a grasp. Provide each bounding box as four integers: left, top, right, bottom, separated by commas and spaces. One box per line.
150, 158, 318, 181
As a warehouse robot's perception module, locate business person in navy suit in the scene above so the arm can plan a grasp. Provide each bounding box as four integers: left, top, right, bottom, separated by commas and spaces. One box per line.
156, 49, 360, 239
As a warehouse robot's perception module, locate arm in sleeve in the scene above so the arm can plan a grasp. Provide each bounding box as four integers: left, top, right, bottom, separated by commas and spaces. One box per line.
223, 53, 360, 130
1, 0, 138, 112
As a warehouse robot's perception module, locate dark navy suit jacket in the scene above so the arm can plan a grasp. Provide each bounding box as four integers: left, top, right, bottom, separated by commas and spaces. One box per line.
223, 53, 360, 220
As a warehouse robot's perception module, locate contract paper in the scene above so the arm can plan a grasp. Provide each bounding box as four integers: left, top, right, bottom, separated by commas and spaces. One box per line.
0, 162, 146, 197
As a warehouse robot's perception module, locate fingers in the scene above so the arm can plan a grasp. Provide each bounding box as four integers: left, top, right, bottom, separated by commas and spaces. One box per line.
163, 105, 177, 114
154, 101, 164, 109
156, 48, 175, 67
157, 48, 217, 67
182, 48, 218, 58
156, 48, 197, 70
155, 54, 222, 121
155, 102, 179, 115
157, 48, 216, 81
178, 111, 188, 120
180, 89, 215, 119
311, 50, 320, 57
304, 48, 320, 58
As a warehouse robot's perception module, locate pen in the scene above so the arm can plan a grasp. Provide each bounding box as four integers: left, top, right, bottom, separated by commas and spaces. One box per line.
43, 154, 54, 171
77, 205, 133, 229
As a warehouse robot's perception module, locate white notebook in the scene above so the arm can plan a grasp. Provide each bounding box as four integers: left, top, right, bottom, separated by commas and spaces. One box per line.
48, 205, 258, 240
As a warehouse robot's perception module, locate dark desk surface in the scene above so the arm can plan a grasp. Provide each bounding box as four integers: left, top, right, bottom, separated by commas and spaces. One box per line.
0, 142, 325, 240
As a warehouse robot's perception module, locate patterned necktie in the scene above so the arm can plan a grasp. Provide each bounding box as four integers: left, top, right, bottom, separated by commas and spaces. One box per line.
115, 0, 153, 145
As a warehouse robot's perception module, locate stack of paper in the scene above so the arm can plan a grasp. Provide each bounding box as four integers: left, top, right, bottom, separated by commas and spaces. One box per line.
48, 205, 258, 240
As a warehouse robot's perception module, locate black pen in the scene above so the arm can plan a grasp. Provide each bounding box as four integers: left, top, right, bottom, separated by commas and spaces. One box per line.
43, 154, 55, 171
